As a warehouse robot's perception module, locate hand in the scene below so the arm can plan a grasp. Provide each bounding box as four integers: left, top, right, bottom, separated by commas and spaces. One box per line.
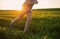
35, 1, 38, 4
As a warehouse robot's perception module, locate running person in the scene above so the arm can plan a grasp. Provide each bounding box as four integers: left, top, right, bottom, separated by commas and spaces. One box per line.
9, 0, 38, 32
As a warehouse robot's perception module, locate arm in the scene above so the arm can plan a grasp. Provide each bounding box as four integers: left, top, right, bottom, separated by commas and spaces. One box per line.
34, 0, 38, 4
24, 0, 38, 4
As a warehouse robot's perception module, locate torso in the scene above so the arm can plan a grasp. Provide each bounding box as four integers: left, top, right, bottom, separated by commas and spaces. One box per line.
22, 0, 38, 11
24, 0, 38, 4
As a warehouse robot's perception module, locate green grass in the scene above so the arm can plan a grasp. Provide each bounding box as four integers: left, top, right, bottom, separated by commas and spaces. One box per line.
0, 9, 60, 39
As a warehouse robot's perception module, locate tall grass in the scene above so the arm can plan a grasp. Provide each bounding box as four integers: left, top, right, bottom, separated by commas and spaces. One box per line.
0, 9, 60, 39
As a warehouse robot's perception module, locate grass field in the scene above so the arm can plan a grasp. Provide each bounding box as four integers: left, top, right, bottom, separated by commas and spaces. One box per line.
0, 9, 60, 39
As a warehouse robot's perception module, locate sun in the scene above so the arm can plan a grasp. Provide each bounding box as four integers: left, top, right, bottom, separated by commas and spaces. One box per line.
17, 5, 23, 10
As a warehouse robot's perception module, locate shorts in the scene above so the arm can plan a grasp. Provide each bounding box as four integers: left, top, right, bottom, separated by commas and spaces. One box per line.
22, 3, 34, 12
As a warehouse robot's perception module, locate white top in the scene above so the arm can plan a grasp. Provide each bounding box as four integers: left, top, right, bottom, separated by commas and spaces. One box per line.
24, 0, 38, 4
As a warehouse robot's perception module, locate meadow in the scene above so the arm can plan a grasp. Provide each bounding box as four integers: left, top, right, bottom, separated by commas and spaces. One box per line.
0, 9, 60, 39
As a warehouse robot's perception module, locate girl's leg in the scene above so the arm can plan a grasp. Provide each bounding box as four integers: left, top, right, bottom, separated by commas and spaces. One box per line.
9, 11, 26, 29
24, 10, 32, 32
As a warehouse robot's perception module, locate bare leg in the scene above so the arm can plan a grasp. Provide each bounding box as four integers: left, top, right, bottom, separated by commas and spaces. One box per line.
24, 10, 32, 32
9, 11, 26, 29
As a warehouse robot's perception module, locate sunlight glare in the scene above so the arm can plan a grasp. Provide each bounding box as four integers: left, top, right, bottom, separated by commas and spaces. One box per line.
0, 0, 24, 10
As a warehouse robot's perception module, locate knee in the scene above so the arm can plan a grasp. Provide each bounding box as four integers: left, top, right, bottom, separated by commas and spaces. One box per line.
28, 10, 32, 13
28, 17, 32, 22
25, 9, 32, 13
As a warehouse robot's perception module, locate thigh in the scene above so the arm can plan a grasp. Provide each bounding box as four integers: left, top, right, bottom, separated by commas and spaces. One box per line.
27, 10, 32, 20
16, 10, 26, 21
22, 4, 34, 11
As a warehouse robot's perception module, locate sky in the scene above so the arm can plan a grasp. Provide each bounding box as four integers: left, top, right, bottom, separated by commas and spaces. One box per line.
0, 0, 60, 10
